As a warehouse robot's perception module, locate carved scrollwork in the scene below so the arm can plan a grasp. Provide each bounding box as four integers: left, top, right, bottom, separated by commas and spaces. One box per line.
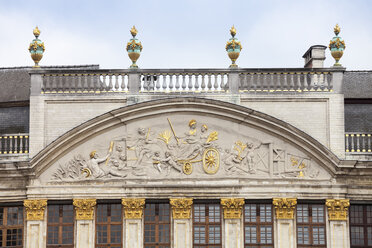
23, 199, 47, 220
221, 198, 245, 219
73, 199, 97, 220
122, 198, 146, 219
170, 198, 193, 219
272, 198, 297, 219
326, 199, 350, 221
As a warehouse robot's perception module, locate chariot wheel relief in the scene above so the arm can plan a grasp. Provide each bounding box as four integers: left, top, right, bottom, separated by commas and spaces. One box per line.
202, 148, 220, 174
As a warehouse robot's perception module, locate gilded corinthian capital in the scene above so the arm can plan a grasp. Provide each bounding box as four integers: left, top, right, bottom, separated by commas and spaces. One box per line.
73, 199, 96, 220
170, 198, 193, 219
326, 199, 350, 221
122, 198, 145, 219
272, 198, 297, 219
24, 199, 47, 220
221, 198, 245, 219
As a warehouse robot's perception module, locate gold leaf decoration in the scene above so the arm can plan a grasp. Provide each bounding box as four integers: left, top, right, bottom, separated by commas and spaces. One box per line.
24, 199, 47, 220
122, 198, 145, 219
170, 198, 193, 219
221, 198, 245, 219
272, 198, 297, 219
326, 199, 350, 221
73, 199, 97, 220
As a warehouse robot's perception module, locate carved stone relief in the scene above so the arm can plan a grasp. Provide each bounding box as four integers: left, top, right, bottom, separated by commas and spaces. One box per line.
48, 117, 329, 182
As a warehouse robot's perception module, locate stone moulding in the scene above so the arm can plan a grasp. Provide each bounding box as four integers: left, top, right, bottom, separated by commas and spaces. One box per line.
221, 198, 245, 219
23, 199, 47, 221
122, 198, 145, 219
73, 199, 97, 220
170, 198, 193, 219
325, 199, 350, 221
272, 198, 297, 219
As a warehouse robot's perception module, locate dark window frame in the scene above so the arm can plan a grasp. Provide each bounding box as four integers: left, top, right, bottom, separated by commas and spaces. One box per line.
143, 202, 171, 248
95, 203, 123, 248
244, 201, 274, 247
296, 203, 326, 247
350, 204, 372, 248
46, 203, 74, 248
0, 205, 24, 248
192, 202, 222, 248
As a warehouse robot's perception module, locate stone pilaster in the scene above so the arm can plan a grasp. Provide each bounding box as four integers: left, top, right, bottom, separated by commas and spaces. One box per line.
23, 199, 47, 248
272, 198, 297, 248
170, 198, 193, 248
221, 198, 244, 248
73, 199, 96, 248
122, 198, 145, 248
326, 199, 350, 248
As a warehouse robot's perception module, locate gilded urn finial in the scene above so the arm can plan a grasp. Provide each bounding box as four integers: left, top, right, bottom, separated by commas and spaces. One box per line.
126, 25, 143, 68
329, 24, 345, 67
226, 25, 242, 68
28, 26, 45, 68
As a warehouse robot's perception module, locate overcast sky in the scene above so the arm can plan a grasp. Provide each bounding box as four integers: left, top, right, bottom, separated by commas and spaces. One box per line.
0, 0, 371, 69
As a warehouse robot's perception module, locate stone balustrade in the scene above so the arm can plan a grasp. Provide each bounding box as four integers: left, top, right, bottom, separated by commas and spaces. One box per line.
0, 133, 29, 155
31, 68, 342, 94
345, 132, 372, 153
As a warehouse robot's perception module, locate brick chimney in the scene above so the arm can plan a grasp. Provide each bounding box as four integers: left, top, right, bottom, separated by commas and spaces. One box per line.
302, 45, 327, 68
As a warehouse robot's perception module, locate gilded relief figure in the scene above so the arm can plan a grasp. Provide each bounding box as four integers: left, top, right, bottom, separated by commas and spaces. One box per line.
85, 150, 127, 178
128, 127, 155, 167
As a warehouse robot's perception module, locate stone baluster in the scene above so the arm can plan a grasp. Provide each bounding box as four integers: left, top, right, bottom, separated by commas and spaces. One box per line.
221, 198, 244, 248
207, 74, 212, 91
107, 74, 112, 92
73, 199, 96, 248
282, 73, 288, 91
345, 134, 350, 152
175, 74, 180, 91
325, 199, 350, 248
24, 135, 29, 153
3, 136, 8, 154
100, 74, 106, 91
122, 74, 127, 91
170, 198, 193, 248
19, 135, 23, 153
303, 73, 309, 91
200, 74, 206, 91
289, 73, 295, 91
356, 134, 361, 152
149, 74, 155, 91
309, 72, 316, 91
273, 198, 297, 248
8, 136, 13, 154
155, 74, 161, 91
13, 135, 18, 153
181, 74, 186, 91
89, 74, 95, 92
0, 136, 2, 154
161, 74, 167, 91
249, 73, 254, 91
368, 134, 371, 152
328, 72, 333, 90
350, 134, 355, 152
194, 74, 200, 91
169, 74, 174, 91
122, 198, 145, 248
221, 74, 227, 91
295, 72, 301, 91
142, 74, 148, 91
213, 74, 219, 91
239, 74, 245, 91
75, 74, 81, 93
113, 74, 118, 91
24, 199, 47, 248
361, 134, 366, 152
187, 74, 193, 91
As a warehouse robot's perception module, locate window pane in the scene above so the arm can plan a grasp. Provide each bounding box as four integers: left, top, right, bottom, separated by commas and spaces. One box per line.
144, 224, 156, 243
62, 225, 74, 244
7, 207, 23, 226
6, 228, 22, 246
97, 204, 108, 223
110, 224, 121, 244
313, 226, 325, 245
297, 204, 309, 223
245, 226, 257, 244
351, 226, 364, 246
62, 205, 74, 223
260, 226, 273, 244
97, 225, 108, 244
260, 204, 272, 223
159, 224, 170, 243
245, 204, 257, 222
208, 225, 221, 244
47, 226, 59, 244
110, 204, 122, 222
159, 204, 170, 222
350, 205, 363, 224
194, 226, 206, 244
194, 204, 206, 223
209, 204, 220, 223
311, 205, 324, 223
0, 207, 3, 226
144, 204, 156, 222
297, 226, 309, 244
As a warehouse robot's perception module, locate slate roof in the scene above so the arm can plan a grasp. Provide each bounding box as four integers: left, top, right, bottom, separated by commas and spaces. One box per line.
0, 65, 99, 103
343, 71, 372, 99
